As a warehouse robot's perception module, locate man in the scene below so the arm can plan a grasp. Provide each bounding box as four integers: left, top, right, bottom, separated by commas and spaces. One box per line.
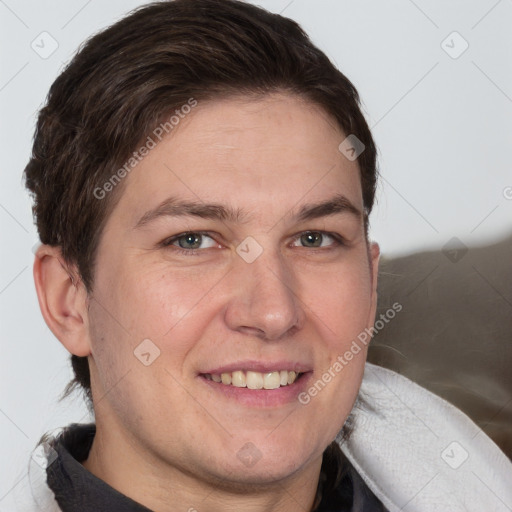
24, 1, 512, 511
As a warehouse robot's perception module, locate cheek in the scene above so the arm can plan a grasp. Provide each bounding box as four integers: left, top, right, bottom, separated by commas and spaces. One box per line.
301, 256, 373, 345
87, 268, 203, 435
296, 255, 372, 425
105, 259, 223, 341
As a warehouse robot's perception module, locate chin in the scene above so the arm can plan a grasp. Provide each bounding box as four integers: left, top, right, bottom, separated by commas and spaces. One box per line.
207, 435, 320, 485
209, 456, 310, 489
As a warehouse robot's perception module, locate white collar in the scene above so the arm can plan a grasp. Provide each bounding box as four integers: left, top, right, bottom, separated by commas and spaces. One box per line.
340, 363, 512, 511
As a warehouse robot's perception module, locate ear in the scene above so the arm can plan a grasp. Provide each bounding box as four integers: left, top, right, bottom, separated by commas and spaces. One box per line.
33, 245, 91, 357
366, 241, 380, 329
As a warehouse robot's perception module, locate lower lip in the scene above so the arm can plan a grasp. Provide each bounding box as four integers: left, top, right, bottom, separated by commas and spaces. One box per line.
198, 372, 313, 407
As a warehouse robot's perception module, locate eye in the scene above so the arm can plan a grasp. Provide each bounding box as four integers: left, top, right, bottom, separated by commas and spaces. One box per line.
163, 232, 218, 251
292, 231, 340, 248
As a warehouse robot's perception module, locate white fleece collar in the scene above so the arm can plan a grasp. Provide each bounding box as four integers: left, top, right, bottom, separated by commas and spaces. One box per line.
340, 363, 512, 511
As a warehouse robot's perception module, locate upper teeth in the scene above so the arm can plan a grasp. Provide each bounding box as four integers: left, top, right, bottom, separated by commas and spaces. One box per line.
204, 370, 299, 389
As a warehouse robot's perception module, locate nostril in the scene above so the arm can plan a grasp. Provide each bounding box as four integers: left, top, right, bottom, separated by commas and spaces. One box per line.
237, 326, 266, 337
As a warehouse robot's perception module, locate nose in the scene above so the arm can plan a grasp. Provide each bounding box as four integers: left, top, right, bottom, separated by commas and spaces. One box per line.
223, 248, 305, 341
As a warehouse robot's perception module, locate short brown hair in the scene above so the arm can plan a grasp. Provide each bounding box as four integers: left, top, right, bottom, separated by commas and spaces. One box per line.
24, 0, 378, 402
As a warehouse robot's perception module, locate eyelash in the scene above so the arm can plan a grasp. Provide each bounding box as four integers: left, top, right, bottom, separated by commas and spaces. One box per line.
160, 230, 346, 256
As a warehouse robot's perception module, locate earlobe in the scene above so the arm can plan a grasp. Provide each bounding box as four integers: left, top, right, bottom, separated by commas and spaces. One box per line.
33, 245, 91, 357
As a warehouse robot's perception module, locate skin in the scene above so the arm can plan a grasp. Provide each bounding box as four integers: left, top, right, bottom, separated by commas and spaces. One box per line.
34, 93, 379, 512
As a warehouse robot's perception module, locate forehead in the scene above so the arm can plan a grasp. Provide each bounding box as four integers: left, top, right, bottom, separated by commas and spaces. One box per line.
111, 93, 363, 226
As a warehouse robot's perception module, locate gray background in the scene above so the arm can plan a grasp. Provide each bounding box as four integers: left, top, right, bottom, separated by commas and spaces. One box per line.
1, 0, 511, 507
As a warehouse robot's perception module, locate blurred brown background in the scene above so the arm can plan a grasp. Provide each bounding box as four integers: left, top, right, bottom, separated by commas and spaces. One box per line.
369, 233, 512, 459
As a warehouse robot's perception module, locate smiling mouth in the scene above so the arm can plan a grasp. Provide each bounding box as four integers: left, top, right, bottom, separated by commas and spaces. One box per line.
202, 370, 304, 389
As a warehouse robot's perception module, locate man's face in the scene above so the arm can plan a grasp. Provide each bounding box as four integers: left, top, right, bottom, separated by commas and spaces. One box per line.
86, 93, 379, 486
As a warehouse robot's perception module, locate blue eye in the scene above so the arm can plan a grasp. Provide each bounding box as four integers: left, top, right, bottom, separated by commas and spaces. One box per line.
161, 230, 343, 256
164, 232, 218, 251
293, 231, 339, 248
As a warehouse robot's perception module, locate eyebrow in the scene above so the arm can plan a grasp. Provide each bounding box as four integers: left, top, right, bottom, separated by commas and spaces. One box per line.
296, 194, 362, 222
134, 197, 248, 228
133, 193, 362, 229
